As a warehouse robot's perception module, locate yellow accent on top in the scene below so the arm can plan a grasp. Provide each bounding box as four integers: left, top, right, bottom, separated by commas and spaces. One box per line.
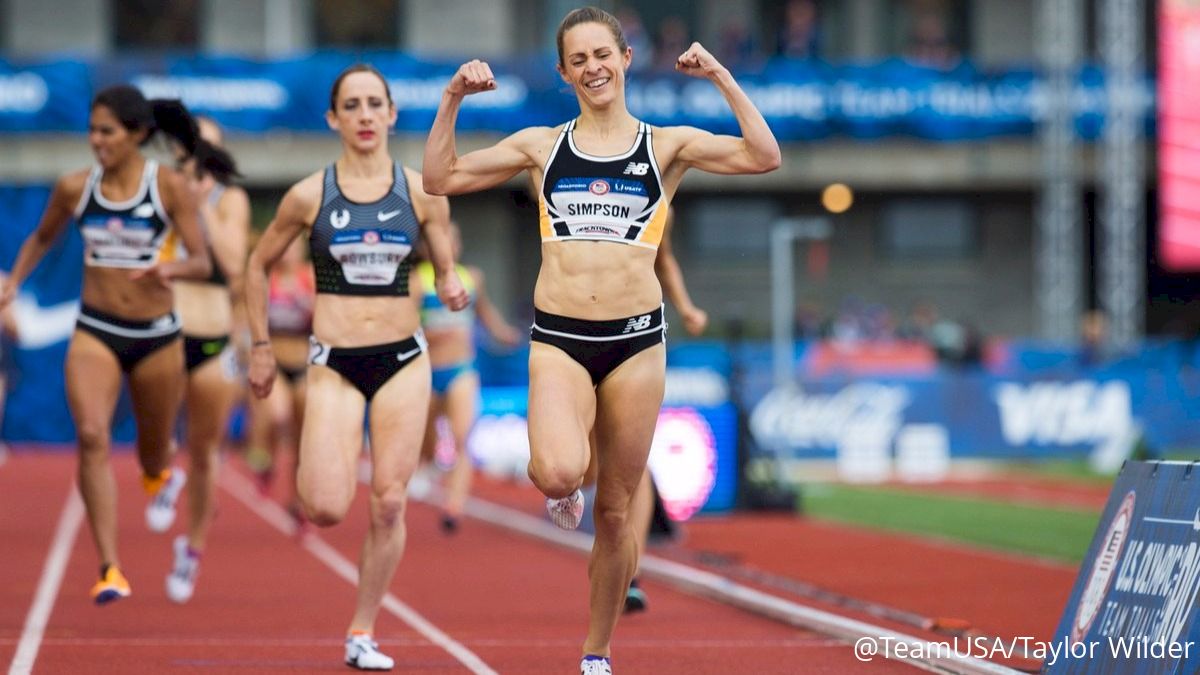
538, 194, 553, 239
639, 201, 670, 248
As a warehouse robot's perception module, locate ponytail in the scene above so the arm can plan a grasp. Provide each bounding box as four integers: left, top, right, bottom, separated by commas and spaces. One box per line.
150, 99, 240, 183
192, 138, 240, 185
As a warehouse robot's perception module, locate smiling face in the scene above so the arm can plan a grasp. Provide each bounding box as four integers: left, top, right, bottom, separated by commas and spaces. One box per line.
326, 70, 397, 154
557, 22, 632, 110
88, 104, 145, 171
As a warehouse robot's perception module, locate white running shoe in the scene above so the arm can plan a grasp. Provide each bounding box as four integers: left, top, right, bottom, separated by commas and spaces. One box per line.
345, 633, 394, 670
165, 535, 199, 604
546, 489, 585, 530
145, 468, 187, 533
581, 655, 612, 674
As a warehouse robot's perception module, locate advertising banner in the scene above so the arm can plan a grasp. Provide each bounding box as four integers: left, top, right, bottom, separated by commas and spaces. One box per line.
1, 54, 1152, 141
1046, 461, 1200, 675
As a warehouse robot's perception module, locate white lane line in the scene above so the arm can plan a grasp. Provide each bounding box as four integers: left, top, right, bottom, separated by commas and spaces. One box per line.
8, 487, 84, 675
460, 495, 1025, 675
220, 469, 498, 675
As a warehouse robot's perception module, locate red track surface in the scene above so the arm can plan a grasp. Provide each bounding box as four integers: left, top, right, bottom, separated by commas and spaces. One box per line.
2, 448, 929, 674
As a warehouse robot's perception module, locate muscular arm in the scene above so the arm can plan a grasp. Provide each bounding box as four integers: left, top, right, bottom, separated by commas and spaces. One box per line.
1, 171, 85, 308
670, 43, 781, 177
422, 60, 543, 196
244, 175, 318, 397
157, 169, 212, 282
408, 169, 469, 310
208, 184, 251, 307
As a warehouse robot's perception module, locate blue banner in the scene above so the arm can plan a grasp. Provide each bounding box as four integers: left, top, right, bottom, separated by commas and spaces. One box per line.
745, 370, 1200, 463
1, 53, 1151, 141
1046, 461, 1200, 674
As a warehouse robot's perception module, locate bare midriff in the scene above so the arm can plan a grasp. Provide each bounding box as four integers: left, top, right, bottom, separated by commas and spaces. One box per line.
81, 267, 174, 319
312, 294, 421, 347
534, 240, 661, 320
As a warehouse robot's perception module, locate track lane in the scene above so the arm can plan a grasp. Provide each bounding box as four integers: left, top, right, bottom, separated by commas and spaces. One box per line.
7, 449, 924, 673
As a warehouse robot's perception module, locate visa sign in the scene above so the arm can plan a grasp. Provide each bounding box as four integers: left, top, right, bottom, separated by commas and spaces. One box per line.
993, 380, 1133, 447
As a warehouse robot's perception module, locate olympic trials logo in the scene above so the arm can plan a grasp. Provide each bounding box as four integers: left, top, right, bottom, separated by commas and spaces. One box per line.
1073, 490, 1135, 642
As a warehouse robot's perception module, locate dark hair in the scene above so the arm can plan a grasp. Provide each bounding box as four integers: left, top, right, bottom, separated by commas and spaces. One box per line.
556, 6, 628, 67
329, 63, 393, 111
92, 84, 239, 184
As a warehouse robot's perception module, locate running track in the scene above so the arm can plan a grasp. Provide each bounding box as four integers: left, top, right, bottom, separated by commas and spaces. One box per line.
0, 448, 1080, 673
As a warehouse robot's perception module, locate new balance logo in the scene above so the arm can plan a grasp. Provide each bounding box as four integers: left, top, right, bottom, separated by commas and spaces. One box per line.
623, 314, 652, 333
622, 162, 650, 176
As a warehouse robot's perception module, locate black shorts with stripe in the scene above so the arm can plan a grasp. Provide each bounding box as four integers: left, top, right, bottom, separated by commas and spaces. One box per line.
530, 306, 665, 386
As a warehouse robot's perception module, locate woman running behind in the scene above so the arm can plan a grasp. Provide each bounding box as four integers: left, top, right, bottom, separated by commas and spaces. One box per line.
423, 7, 779, 673
245, 63, 467, 671
413, 220, 521, 533
164, 116, 251, 603
0, 85, 234, 603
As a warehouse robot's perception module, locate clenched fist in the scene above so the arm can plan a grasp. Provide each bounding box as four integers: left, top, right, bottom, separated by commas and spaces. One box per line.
675, 42, 726, 80
447, 60, 497, 97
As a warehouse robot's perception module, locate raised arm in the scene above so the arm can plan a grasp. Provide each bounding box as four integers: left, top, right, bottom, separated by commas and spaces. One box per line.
0, 171, 86, 309
407, 169, 469, 311
669, 42, 781, 176
469, 267, 521, 347
244, 175, 318, 399
653, 209, 707, 336
422, 59, 543, 196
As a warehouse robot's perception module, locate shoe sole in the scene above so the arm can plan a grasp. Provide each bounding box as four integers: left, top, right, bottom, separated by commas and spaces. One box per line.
93, 588, 129, 605
344, 658, 394, 671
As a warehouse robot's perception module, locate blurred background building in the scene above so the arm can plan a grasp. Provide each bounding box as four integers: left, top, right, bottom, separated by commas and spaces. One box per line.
0, 0, 1168, 340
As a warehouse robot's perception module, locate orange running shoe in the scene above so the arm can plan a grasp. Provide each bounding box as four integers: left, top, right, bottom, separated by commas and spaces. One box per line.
91, 565, 131, 605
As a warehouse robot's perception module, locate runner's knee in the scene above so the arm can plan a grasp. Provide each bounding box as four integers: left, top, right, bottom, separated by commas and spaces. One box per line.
528, 455, 585, 497
76, 421, 110, 456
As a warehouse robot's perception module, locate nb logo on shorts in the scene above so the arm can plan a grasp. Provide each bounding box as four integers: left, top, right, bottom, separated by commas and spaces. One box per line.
622, 162, 650, 176
623, 314, 652, 333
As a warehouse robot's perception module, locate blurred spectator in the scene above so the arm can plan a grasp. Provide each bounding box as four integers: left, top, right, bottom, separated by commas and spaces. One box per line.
904, 12, 960, 69
794, 299, 825, 339
777, 0, 821, 59
717, 16, 760, 70
615, 6, 653, 73
1078, 309, 1110, 367
899, 300, 940, 342
653, 15, 691, 71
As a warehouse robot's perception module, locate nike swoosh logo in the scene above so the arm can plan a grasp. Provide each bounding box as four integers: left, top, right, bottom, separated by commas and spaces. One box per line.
396, 347, 422, 361
377, 210, 402, 222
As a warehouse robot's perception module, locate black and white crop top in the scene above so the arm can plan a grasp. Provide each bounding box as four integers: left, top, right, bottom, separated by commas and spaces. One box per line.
74, 159, 173, 269
310, 162, 419, 296
538, 119, 669, 250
